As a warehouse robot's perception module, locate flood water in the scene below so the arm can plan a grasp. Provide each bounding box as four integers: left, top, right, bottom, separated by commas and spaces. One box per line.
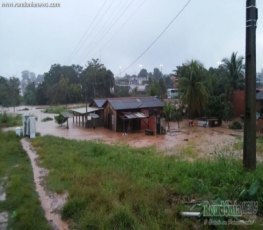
8, 106, 243, 158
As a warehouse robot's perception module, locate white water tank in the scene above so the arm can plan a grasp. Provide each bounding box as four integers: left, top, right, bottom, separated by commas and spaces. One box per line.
15, 127, 22, 136
23, 115, 36, 138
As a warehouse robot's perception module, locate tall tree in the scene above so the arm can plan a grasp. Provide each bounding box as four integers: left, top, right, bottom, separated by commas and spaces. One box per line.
24, 82, 37, 105
80, 59, 114, 101
138, 68, 148, 79
152, 68, 162, 80
8, 77, 21, 110
221, 52, 245, 99
39, 64, 82, 104
177, 60, 208, 118
0, 76, 9, 106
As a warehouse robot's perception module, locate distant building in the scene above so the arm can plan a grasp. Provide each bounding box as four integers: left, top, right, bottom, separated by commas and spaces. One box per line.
167, 88, 179, 99
257, 70, 263, 88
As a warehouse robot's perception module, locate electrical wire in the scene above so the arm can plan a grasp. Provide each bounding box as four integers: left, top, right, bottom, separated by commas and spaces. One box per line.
67, 0, 111, 62
121, 0, 193, 75
80, 0, 135, 61
89, 0, 147, 57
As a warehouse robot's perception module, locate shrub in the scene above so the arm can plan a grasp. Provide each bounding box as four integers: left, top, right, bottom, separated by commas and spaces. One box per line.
54, 114, 67, 125
229, 121, 242, 129
0, 112, 22, 127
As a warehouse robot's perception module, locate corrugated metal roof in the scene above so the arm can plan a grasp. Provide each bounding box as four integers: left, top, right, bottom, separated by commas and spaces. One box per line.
256, 91, 263, 100
70, 107, 101, 115
122, 111, 148, 119
61, 112, 73, 118
92, 99, 107, 108
107, 97, 164, 110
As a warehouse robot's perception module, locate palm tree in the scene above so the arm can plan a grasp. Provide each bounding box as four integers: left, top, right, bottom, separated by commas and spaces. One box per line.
178, 60, 208, 118
221, 52, 245, 99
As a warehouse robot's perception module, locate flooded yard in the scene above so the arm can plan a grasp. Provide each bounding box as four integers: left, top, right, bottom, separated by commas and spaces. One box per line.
7, 106, 244, 160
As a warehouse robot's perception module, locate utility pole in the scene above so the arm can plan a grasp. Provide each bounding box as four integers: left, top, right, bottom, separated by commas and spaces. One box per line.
243, 0, 258, 170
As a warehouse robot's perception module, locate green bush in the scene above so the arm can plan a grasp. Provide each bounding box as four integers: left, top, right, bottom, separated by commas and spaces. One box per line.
54, 114, 67, 125
229, 121, 242, 129
44, 106, 66, 114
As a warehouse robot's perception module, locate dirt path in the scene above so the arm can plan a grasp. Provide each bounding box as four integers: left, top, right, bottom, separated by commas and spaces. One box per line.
21, 138, 68, 230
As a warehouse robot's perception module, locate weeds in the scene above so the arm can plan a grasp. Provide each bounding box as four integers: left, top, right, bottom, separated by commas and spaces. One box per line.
32, 135, 263, 228
44, 105, 67, 114
0, 131, 50, 229
0, 112, 22, 127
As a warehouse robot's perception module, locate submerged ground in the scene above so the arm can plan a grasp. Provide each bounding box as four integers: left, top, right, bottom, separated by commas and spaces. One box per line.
4, 106, 250, 161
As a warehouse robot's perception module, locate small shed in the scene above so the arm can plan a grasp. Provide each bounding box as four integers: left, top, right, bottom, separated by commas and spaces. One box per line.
70, 107, 103, 128
102, 97, 165, 134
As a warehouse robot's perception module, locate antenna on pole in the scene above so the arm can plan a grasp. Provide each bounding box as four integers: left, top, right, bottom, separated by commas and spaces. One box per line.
243, 0, 258, 170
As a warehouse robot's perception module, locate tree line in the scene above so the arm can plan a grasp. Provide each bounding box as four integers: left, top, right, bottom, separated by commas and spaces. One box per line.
164, 52, 245, 122
0, 53, 245, 121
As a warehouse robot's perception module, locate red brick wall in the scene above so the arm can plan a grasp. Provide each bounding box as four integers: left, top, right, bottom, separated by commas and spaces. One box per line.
232, 90, 245, 117
148, 116, 156, 134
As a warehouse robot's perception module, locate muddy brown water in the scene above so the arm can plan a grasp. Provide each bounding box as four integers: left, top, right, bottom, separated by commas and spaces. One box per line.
21, 139, 68, 230
9, 106, 243, 158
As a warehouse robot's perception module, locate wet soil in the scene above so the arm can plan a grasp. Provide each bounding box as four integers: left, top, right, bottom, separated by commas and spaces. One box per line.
21, 138, 68, 230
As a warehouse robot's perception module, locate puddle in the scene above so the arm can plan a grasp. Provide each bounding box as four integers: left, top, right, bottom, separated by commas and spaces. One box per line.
0, 212, 8, 230
0, 178, 7, 202
21, 139, 68, 230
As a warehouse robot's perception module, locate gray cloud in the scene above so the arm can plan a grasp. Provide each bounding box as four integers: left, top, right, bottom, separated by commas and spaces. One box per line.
0, 0, 262, 78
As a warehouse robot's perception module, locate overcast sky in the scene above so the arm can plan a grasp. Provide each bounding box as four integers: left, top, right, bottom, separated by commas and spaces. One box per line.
0, 0, 262, 78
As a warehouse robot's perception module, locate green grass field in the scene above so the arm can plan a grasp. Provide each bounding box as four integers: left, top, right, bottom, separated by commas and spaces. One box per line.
32, 135, 263, 229
0, 113, 22, 127
0, 131, 50, 229
43, 105, 67, 114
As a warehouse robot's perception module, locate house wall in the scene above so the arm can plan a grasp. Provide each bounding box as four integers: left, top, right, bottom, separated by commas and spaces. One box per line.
256, 101, 263, 114
148, 116, 157, 134
140, 109, 149, 130
103, 103, 117, 131
103, 104, 164, 134
232, 90, 245, 117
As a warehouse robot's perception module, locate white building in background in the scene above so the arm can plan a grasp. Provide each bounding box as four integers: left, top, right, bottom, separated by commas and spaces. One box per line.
167, 88, 178, 99
257, 69, 263, 87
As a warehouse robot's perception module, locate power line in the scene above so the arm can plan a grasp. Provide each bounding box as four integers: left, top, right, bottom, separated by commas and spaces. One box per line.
121, 0, 193, 75
91, 0, 147, 57
67, 0, 110, 63
80, 0, 135, 61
